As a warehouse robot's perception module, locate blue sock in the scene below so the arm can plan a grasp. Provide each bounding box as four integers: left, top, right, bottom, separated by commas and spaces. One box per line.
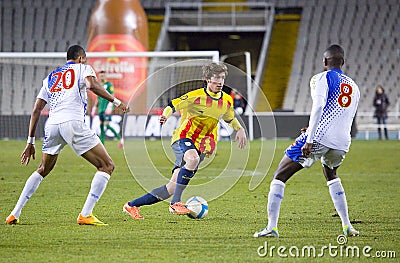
171, 167, 195, 204
128, 185, 170, 207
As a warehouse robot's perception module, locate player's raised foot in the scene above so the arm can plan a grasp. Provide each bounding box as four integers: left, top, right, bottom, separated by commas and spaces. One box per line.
169, 202, 190, 215
123, 203, 144, 219
254, 227, 279, 238
343, 225, 359, 236
5, 215, 19, 225
77, 214, 108, 226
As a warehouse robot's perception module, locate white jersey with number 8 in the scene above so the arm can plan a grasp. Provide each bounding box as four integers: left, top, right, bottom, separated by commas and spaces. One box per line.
309, 68, 360, 152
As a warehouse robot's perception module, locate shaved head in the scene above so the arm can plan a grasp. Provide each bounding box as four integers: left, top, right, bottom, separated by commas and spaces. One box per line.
323, 44, 345, 69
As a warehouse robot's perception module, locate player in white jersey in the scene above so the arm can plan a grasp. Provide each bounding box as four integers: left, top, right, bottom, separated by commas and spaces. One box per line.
254, 44, 360, 238
6, 45, 129, 226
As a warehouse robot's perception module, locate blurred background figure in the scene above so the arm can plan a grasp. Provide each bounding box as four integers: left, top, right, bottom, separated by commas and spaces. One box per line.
92, 71, 123, 147
373, 85, 390, 140
231, 89, 246, 115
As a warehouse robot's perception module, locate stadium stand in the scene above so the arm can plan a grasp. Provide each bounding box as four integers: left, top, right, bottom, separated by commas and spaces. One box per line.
280, 0, 399, 118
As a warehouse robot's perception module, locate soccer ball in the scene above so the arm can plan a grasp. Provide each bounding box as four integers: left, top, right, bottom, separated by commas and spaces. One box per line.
186, 196, 208, 219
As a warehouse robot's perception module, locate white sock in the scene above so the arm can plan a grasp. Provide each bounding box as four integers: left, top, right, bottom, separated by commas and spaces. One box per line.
327, 178, 351, 227
267, 179, 285, 230
80, 171, 110, 216
11, 171, 43, 218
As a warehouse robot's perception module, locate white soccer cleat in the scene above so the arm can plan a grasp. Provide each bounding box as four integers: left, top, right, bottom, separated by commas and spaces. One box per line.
343, 225, 359, 236
254, 227, 279, 238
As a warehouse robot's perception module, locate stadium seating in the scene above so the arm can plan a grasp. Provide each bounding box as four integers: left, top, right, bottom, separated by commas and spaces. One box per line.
276, 0, 399, 126
0, 0, 399, 125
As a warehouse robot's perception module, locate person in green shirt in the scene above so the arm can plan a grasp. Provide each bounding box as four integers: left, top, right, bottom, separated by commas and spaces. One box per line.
93, 71, 123, 147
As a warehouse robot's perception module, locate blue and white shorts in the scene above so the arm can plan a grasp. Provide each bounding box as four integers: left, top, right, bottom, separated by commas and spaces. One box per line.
285, 133, 346, 169
42, 120, 100, 156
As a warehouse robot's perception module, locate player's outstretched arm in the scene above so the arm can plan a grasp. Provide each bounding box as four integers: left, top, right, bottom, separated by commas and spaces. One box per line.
21, 99, 46, 166
85, 76, 129, 113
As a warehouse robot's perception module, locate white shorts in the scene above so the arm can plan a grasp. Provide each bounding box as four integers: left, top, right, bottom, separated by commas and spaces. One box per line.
300, 143, 346, 169
42, 120, 100, 156
285, 133, 346, 169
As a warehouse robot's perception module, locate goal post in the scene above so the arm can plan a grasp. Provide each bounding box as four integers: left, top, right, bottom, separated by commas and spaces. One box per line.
0, 50, 261, 142
0, 51, 220, 60
0, 50, 220, 139
0, 50, 219, 113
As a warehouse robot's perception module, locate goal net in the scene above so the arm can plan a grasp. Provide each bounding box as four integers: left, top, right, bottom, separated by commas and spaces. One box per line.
0, 51, 219, 139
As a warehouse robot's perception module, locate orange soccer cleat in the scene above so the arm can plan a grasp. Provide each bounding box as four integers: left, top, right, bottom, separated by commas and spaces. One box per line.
5, 215, 19, 225
123, 203, 144, 219
169, 202, 190, 215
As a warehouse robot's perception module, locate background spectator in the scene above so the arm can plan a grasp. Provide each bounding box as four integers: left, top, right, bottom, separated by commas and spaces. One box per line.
373, 85, 390, 140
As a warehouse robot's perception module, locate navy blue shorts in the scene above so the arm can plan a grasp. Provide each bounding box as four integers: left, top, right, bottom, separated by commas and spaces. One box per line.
171, 138, 204, 173
178, 138, 199, 153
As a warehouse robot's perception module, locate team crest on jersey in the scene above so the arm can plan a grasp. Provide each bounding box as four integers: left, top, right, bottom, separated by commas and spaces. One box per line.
185, 141, 192, 146
180, 94, 188, 100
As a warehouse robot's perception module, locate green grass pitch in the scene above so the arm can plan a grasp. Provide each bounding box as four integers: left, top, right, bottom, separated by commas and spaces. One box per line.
0, 139, 399, 262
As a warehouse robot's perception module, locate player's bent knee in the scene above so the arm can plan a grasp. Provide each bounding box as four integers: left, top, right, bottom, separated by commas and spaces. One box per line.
273, 168, 286, 181
99, 158, 114, 175
37, 165, 53, 177
185, 155, 200, 170
107, 160, 115, 174
323, 165, 338, 181
36, 168, 49, 177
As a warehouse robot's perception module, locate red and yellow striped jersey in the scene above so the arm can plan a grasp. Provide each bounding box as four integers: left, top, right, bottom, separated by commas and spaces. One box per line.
170, 88, 234, 154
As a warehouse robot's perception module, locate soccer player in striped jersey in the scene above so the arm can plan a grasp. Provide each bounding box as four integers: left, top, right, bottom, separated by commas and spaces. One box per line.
254, 44, 360, 238
123, 62, 247, 218
5, 45, 129, 226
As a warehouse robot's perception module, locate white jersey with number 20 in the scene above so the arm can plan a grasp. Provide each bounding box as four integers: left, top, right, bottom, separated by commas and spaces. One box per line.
37, 62, 96, 125
308, 68, 360, 152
